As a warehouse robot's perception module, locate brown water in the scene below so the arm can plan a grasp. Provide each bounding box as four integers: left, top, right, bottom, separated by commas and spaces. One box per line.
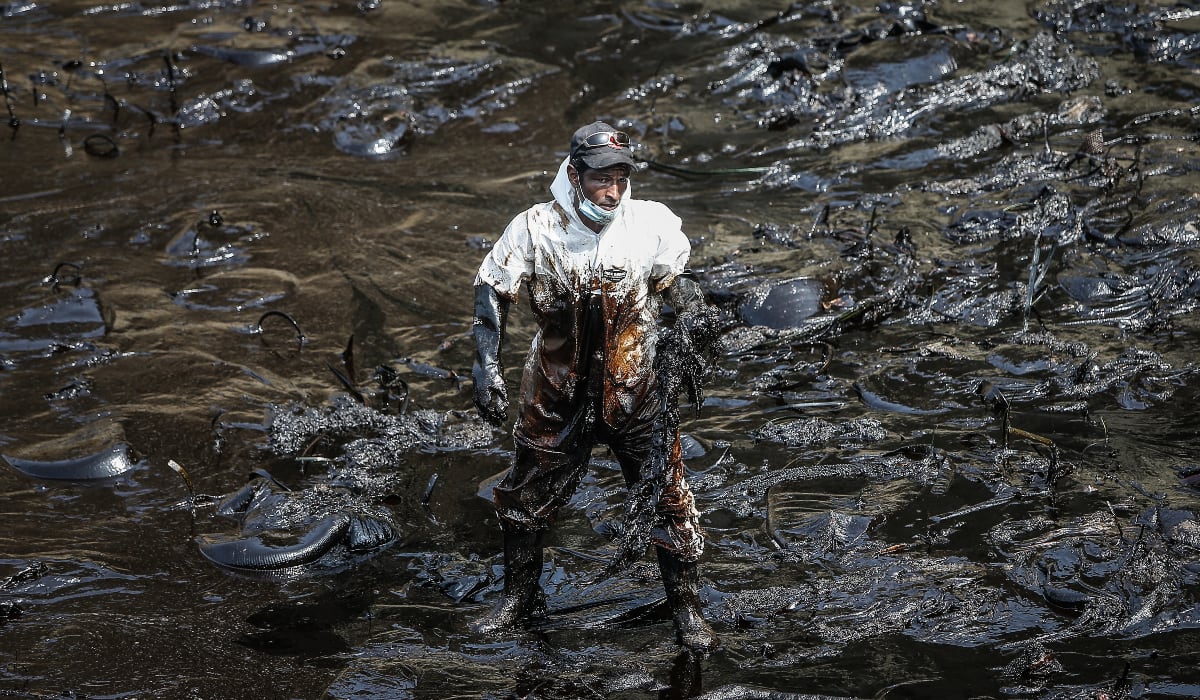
2, 1, 1200, 698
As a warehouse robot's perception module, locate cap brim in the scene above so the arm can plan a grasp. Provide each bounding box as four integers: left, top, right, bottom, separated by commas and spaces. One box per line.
578, 149, 636, 170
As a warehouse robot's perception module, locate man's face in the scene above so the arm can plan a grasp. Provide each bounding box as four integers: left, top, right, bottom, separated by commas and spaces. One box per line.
572, 165, 630, 211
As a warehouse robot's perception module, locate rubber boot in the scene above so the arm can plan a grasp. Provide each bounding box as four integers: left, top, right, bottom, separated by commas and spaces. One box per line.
471, 530, 545, 634
656, 546, 719, 652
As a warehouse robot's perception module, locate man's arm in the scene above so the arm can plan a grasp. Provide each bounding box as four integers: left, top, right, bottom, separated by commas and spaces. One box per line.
663, 273, 707, 321
660, 273, 722, 416
473, 283, 510, 426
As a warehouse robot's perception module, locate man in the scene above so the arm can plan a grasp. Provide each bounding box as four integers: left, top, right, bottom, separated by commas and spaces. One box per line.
470, 121, 719, 651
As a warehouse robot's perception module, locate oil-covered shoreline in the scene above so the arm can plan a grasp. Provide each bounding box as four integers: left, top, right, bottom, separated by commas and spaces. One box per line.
2, 2, 1199, 698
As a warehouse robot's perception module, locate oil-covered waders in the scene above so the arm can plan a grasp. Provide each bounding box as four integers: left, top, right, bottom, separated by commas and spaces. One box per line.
470, 281, 716, 649
495, 288, 704, 558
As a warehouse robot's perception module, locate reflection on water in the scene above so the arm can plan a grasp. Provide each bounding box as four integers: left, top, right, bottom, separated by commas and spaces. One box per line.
2, 1, 1200, 698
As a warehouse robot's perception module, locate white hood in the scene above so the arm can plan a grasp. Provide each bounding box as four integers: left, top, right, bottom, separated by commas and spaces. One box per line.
476, 157, 689, 300
548, 156, 632, 233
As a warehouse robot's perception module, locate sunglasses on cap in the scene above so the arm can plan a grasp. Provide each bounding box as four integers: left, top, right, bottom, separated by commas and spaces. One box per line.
571, 130, 630, 157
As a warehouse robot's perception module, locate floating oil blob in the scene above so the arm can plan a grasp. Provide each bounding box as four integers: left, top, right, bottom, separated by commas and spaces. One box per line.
190, 34, 348, 68
10, 286, 105, 329
170, 268, 298, 312
4, 443, 135, 480
752, 416, 888, 448
738, 277, 825, 329
197, 511, 395, 571
3, 419, 137, 480
330, 91, 414, 158
200, 470, 398, 576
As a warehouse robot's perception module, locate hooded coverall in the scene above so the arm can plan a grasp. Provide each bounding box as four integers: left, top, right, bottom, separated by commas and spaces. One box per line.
474, 157, 704, 561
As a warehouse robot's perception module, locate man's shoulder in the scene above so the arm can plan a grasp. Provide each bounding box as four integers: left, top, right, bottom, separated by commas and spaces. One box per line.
527, 200, 571, 220
624, 199, 682, 228
625, 198, 674, 213
504, 201, 564, 230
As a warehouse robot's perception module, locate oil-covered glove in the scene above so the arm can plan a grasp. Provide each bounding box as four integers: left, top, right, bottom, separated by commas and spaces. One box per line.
472, 283, 510, 427
660, 273, 722, 416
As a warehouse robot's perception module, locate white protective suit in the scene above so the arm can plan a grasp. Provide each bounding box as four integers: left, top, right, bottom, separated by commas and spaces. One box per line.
474, 157, 704, 559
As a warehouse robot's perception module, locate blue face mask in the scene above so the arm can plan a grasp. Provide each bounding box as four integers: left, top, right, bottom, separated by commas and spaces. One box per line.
576, 182, 619, 225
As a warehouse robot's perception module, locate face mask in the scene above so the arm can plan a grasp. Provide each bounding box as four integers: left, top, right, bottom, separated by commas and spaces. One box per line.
575, 182, 619, 225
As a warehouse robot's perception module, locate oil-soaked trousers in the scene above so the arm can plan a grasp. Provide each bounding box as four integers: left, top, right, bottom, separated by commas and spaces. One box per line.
491, 295, 705, 562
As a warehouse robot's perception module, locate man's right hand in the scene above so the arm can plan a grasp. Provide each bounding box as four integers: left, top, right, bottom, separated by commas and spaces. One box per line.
472, 283, 511, 427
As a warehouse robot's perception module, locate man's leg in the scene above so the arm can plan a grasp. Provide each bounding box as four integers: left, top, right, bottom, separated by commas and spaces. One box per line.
470, 525, 545, 634
474, 423, 590, 632
610, 415, 718, 652
650, 433, 718, 652
655, 544, 719, 652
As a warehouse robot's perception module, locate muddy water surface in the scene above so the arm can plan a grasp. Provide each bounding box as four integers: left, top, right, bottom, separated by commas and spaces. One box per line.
2, 1, 1200, 698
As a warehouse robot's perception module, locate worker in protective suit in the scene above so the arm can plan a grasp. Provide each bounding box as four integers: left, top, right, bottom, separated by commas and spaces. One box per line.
470, 121, 719, 651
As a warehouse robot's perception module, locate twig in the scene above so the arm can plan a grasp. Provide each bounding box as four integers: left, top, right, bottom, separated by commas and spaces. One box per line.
0, 60, 18, 136
167, 459, 197, 501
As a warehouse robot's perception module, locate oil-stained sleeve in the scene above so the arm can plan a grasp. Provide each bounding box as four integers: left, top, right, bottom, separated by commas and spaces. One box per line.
649, 204, 690, 292
475, 211, 535, 301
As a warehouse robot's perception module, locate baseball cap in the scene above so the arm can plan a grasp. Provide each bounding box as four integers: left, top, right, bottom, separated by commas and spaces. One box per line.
569, 121, 636, 171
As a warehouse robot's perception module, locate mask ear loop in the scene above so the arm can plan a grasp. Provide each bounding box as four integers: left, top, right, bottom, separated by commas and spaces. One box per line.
569, 162, 621, 225
567, 163, 583, 203
569, 166, 586, 211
